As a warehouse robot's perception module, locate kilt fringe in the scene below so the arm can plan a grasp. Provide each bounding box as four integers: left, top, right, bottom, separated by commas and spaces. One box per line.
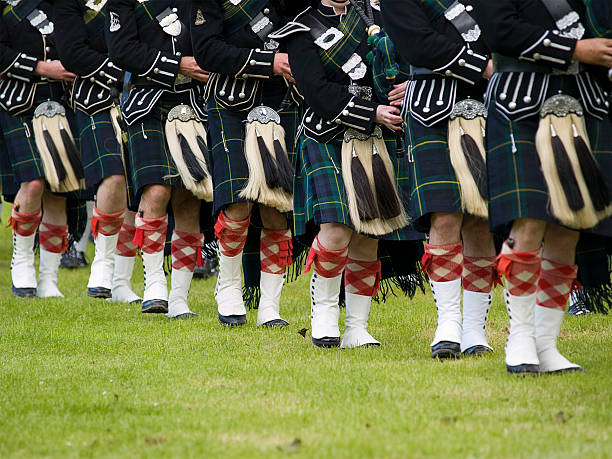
448, 116, 488, 218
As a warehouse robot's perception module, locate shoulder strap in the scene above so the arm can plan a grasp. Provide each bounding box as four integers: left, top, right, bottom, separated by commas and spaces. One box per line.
2, 0, 42, 25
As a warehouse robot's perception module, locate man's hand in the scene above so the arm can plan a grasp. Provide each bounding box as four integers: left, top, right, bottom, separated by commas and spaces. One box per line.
388, 81, 408, 107
179, 56, 210, 82
573, 38, 612, 68
34, 61, 76, 81
375, 105, 403, 131
483, 59, 494, 79
273, 53, 295, 83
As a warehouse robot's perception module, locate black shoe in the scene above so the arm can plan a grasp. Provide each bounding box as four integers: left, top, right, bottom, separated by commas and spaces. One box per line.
12, 285, 36, 298
261, 319, 289, 328
219, 313, 246, 327
431, 341, 461, 359
142, 299, 168, 314
172, 312, 198, 320
60, 245, 88, 269
312, 336, 341, 348
87, 287, 112, 299
506, 363, 540, 375
462, 345, 493, 356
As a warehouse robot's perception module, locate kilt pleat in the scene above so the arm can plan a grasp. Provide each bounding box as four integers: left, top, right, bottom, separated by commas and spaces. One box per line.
405, 112, 462, 232
75, 109, 125, 189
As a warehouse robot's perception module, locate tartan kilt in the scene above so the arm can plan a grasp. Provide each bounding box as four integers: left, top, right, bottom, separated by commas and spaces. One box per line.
405, 112, 462, 232
486, 75, 612, 237
126, 96, 182, 201
0, 84, 79, 197
74, 108, 125, 189
0, 129, 18, 200
207, 79, 299, 216
293, 133, 419, 241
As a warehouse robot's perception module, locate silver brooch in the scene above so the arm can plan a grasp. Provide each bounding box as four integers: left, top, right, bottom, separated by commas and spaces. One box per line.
540, 94, 584, 118
167, 104, 197, 122
247, 105, 281, 124
34, 100, 66, 118
343, 125, 383, 143
450, 99, 487, 120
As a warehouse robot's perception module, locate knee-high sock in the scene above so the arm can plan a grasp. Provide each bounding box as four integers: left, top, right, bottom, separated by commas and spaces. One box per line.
133, 214, 168, 254
9, 205, 42, 237
91, 206, 125, 238
345, 258, 381, 297
214, 211, 250, 257
304, 235, 348, 278
39, 222, 69, 253
422, 242, 463, 282
462, 255, 497, 293
496, 241, 542, 296
116, 223, 138, 257
260, 228, 292, 274
536, 259, 578, 311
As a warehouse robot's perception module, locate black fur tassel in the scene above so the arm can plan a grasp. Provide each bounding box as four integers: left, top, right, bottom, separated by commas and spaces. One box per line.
273, 131, 293, 194
256, 129, 281, 189
372, 149, 401, 219
351, 150, 379, 221
460, 130, 487, 199
550, 127, 584, 211
178, 133, 207, 182
573, 127, 611, 212
59, 122, 84, 180
42, 123, 67, 182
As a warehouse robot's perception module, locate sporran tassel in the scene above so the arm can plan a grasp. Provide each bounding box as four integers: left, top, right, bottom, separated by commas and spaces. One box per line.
534, 94, 610, 229
371, 144, 401, 219
32, 101, 83, 193
351, 148, 379, 221
447, 100, 488, 218
239, 105, 293, 212
164, 104, 213, 202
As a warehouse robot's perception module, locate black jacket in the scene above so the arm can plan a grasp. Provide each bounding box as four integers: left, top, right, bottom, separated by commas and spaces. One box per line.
54, 0, 123, 115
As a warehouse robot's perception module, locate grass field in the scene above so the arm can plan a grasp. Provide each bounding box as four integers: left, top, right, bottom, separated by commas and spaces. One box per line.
0, 204, 611, 458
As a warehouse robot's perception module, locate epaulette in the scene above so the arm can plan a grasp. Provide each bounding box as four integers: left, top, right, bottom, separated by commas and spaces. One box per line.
268, 7, 312, 40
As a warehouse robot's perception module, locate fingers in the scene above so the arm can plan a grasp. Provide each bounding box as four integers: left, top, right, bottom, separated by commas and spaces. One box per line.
387, 114, 403, 124
390, 99, 403, 107
64, 72, 76, 82
285, 75, 296, 84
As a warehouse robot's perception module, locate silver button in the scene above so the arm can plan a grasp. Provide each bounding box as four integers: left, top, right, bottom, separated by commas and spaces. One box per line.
228, 95, 234, 102
154, 68, 159, 74
98, 93, 104, 99
499, 93, 507, 101
172, 7, 177, 12
458, 59, 466, 67
263, 8, 270, 14
14, 62, 20, 69
107, 62, 113, 67
466, 5, 473, 12
21, 53, 27, 58
335, 119, 342, 124
250, 60, 256, 66
90, 76, 96, 82
239, 92, 245, 99
533, 53, 541, 60
467, 49, 473, 55
316, 123, 322, 130
342, 110, 349, 116
161, 56, 167, 62
100, 71, 105, 77
348, 101, 355, 108
45, 47, 51, 53
445, 70, 452, 76
523, 96, 532, 103
508, 102, 517, 110
543, 39, 551, 47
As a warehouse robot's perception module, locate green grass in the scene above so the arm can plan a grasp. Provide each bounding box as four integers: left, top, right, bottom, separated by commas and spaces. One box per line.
0, 203, 610, 458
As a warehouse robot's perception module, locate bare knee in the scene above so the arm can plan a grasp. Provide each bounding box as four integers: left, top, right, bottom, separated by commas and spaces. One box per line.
348, 233, 378, 261
101, 174, 125, 190
543, 224, 579, 264
462, 215, 495, 257
429, 212, 463, 245
260, 205, 287, 230
224, 202, 252, 221
318, 223, 352, 250
509, 218, 547, 252
140, 184, 171, 216
19, 179, 45, 202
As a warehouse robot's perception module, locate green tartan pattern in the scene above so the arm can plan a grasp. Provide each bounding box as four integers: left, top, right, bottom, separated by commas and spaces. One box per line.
75, 109, 125, 189
316, 5, 364, 74
126, 103, 180, 200
293, 134, 415, 241
0, 110, 44, 186
486, 75, 612, 237
418, 0, 450, 18
222, 0, 268, 34
83, 2, 107, 37
2, 0, 40, 24
0, 129, 19, 198
584, 1, 612, 38
404, 110, 461, 231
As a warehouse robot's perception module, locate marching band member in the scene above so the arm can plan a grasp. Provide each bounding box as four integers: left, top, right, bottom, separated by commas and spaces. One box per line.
54, 0, 142, 303
0, 0, 81, 298
279, 0, 420, 348
383, 0, 497, 358
190, 0, 303, 327
106, 0, 210, 318
474, 0, 612, 373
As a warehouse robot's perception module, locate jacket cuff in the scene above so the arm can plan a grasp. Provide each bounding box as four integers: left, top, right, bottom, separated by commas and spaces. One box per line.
1, 52, 38, 82
235, 48, 275, 79
331, 97, 378, 132
519, 31, 577, 70
433, 45, 488, 85
83, 58, 123, 90
139, 50, 180, 87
